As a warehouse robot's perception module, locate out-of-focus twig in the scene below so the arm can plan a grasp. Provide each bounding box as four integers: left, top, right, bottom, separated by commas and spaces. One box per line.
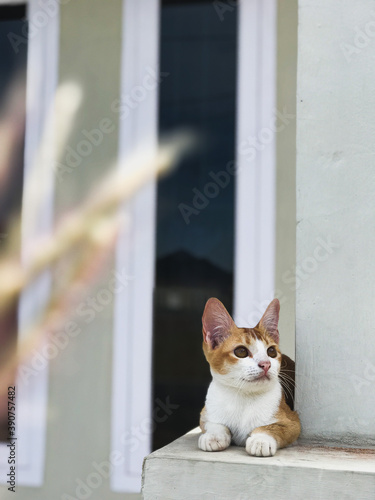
0, 139, 190, 394
0, 215, 122, 395
0, 74, 194, 398
0, 137, 190, 314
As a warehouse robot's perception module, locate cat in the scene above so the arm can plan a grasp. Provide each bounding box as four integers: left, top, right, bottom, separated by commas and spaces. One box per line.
198, 297, 300, 456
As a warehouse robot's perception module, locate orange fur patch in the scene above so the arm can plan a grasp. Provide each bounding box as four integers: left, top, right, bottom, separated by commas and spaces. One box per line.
251, 395, 301, 449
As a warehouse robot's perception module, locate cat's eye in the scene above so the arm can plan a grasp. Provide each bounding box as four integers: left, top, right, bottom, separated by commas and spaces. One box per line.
267, 346, 277, 358
234, 346, 248, 358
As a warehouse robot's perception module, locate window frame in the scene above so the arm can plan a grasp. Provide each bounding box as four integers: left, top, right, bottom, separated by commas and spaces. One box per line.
233, 0, 277, 325
0, 0, 60, 487
110, 0, 160, 493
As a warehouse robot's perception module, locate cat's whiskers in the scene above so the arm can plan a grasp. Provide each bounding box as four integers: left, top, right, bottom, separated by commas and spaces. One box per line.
280, 374, 295, 386
279, 382, 294, 404
278, 372, 295, 386
279, 375, 294, 388
278, 373, 295, 403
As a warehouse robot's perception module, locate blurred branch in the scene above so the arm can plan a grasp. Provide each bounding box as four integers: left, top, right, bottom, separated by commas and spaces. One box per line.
0, 139, 190, 394
0, 138, 189, 314
0, 77, 192, 395
0, 215, 121, 394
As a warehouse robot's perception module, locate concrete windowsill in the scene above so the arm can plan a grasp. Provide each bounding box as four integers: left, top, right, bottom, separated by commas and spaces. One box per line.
142, 428, 375, 500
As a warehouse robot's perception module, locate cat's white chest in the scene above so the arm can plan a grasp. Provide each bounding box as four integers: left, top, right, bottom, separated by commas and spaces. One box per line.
205, 380, 282, 446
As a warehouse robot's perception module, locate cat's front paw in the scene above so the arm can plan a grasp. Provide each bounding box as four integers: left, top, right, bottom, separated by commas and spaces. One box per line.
246, 433, 277, 457
198, 432, 231, 452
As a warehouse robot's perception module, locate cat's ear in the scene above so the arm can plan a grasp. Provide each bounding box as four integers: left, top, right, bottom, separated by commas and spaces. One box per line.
258, 299, 280, 344
202, 298, 234, 349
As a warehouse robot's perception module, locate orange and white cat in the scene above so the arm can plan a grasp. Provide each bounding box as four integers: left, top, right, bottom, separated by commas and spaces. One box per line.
199, 298, 300, 457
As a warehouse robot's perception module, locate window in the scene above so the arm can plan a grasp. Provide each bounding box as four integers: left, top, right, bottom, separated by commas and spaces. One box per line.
111, 0, 277, 491
153, 0, 237, 450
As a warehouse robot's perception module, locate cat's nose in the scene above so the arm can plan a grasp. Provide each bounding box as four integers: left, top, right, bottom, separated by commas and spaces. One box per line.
258, 360, 271, 374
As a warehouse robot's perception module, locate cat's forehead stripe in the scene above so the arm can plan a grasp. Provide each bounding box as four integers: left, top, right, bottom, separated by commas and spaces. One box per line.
254, 327, 269, 343
241, 328, 256, 341
242, 330, 255, 344
240, 327, 269, 344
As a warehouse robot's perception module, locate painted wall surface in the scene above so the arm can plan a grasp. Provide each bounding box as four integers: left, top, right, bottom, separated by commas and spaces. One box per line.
275, 0, 298, 359
296, 0, 375, 446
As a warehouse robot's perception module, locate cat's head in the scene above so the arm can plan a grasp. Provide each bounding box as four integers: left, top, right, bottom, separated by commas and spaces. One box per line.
202, 298, 282, 393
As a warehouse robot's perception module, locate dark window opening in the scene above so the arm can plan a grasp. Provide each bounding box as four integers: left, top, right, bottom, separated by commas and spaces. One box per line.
153, 0, 238, 450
